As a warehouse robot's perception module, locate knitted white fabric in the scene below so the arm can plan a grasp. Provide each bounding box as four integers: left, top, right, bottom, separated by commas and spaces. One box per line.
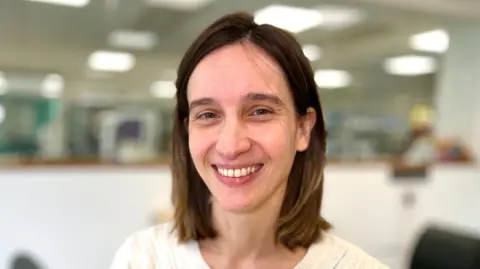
111, 222, 389, 269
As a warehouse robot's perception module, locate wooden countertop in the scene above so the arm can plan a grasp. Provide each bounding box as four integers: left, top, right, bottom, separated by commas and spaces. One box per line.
0, 156, 474, 170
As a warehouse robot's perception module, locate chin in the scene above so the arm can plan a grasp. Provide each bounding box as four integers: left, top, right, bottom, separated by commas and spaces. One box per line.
205, 164, 264, 212
203, 164, 283, 213
214, 196, 260, 213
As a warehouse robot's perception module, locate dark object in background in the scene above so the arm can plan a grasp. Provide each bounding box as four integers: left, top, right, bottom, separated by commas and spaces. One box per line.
10, 253, 44, 269
410, 226, 480, 269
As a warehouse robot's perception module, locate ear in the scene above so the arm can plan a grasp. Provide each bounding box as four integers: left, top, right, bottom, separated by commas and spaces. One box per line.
296, 108, 316, 152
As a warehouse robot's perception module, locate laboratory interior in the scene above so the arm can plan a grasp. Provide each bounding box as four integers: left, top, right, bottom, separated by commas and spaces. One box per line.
1, 0, 480, 268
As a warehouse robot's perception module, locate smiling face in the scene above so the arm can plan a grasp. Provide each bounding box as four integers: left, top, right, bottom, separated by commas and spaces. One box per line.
187, 42, 315, 213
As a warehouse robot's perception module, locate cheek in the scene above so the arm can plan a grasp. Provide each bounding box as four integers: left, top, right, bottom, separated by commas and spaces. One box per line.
188, 128, 216, 161
250, 123, 297, 157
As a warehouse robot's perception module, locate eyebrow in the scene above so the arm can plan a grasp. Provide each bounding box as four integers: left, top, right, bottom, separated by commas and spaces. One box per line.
189, 92, 284, 111
245, 92, 284, 105
189, 98, 215, 111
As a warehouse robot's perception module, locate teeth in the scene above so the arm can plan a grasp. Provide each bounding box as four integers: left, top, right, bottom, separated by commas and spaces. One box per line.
217, 166, 259, 177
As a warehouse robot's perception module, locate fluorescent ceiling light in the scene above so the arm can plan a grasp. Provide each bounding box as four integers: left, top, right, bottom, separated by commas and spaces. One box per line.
302, 44, 323, 61
254, 5, 323, 33
0, 72, 8, 95
316, 5, 364, 30
41, 73, 64, 98
88, 51, 135, 72
384, 55, 438, 76
150, 80, 176, 99
146, 0, 214, 10
25, 0, 89, 7
107, 30, 158, 51
314, 69, 351, 89
409, 29, 449, 54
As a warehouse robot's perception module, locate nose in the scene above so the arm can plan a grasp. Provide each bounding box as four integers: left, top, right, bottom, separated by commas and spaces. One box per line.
215, 119, 251, 159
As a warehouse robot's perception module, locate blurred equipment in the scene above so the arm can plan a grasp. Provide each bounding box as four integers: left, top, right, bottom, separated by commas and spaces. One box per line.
410, 226, 480, 269
10, 252, 44, 269
98, 110, 158, 163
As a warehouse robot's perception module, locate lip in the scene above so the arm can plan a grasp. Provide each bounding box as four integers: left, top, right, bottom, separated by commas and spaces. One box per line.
212, 164, 263, 188
213, 163, 262, 169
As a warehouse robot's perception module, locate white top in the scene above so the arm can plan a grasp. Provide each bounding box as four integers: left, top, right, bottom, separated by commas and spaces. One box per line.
111, 222, 389, 269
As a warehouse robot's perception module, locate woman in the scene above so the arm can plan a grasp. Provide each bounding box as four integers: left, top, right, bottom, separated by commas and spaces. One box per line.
112, 12, 388, 269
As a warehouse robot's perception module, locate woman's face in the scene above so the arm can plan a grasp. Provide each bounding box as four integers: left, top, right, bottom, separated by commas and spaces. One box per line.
187, 42, 315, 213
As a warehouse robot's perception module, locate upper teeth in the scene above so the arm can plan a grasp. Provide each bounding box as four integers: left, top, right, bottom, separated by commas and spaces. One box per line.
217, 166, 258, 177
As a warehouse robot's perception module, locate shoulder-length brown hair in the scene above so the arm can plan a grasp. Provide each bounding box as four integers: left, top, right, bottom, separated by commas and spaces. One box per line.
171, 12, 330, 250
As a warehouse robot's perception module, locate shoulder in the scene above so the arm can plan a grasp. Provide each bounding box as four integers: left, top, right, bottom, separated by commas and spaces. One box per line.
307, 232, 390, 269
110, 222, 178, 269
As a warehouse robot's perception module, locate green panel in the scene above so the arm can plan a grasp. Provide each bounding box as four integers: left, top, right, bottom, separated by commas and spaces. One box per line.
0, 96, 61, 156
35, 99, 60, 130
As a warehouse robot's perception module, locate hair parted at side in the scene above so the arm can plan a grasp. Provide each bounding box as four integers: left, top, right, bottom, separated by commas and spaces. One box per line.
171, 11, 331, 249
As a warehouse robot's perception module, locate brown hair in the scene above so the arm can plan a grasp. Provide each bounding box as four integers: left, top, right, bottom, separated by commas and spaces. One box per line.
171, 12, 331, 250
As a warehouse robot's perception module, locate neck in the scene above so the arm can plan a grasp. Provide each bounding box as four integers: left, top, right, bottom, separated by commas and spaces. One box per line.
203, 190, 285, 260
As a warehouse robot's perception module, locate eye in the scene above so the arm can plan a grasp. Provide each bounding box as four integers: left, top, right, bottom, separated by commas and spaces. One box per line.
252, 108, 273, 116
197, 111, 219, 120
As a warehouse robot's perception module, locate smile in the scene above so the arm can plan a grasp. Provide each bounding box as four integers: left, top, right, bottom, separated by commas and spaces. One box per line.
213, 164, 263, 178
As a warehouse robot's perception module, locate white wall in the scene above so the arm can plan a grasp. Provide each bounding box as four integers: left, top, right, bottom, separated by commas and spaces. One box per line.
0, 164, 479, 269
0, 167, 172, 269
413, 165, 480, 231
323, 164, 406, 268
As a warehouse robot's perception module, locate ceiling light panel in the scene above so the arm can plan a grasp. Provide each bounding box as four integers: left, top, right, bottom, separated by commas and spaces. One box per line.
315, 5, 365, 30
314, 69, 351, 89
25, 0, 89, 7
88, 51, 135, 72
409, 29, 449, 54
302, 44, 323, 61
108, 30, 158, 51
146, 0, 214, 10
254, 5, 323, 33
41, 74, 64, 98
150, 80, 176, 99
384, 55, 438, 76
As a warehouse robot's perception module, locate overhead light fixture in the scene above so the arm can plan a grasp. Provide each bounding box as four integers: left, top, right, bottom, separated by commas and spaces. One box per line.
314, 69, 351, 89
0, 72, 8, 95
254, 5, 323, 33
302, 44, 323, 61
88, 51, 135, 72
146, 0, 214, 10
107, 30, 158, 51
384, 55, 438, 76
25, 0, 89, 7
409, 29, 449, 54
315, 5, 364, 30
150, 80, 176, 99
41, 73, 64, 98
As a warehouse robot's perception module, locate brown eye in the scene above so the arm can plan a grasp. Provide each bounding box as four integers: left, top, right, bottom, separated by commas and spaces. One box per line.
197, 112, 218, 120
252, 108, 273, 116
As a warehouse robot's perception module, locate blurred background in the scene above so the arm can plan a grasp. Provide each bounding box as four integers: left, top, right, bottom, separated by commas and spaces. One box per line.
0, 0, 479, 268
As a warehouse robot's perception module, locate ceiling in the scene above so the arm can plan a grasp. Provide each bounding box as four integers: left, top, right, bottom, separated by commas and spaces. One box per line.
0, 0, 478, 106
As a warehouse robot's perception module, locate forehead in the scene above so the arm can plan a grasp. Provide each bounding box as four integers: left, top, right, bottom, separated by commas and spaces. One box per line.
187, 42, 291, 103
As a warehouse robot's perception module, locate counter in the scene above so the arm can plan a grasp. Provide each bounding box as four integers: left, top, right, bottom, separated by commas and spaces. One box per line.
0, 162, 478, 269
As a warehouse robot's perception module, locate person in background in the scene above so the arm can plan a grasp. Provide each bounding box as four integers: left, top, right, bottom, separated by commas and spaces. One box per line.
111, 12, 388, 269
